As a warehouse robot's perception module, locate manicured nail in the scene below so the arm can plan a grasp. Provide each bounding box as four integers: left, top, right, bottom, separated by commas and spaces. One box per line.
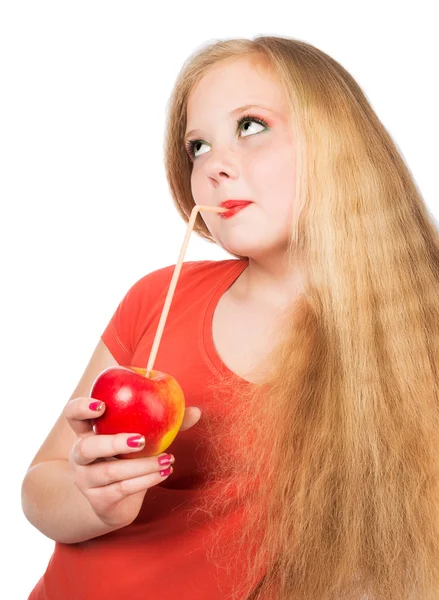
158, 454, 174, 466
89, 401, 105, 411
127, 435, 145, 448
160, 466, 173, 477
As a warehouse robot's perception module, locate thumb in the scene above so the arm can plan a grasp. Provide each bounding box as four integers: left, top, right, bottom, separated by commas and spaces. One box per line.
179, 406, 202, 431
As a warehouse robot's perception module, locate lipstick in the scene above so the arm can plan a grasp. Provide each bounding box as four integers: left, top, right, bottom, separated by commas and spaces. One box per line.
219, 204, 252, 219
219, 200, 253, 219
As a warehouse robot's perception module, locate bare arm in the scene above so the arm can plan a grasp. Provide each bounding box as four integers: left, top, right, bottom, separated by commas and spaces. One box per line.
21, 339, 123, 543
22, 457, 123, 544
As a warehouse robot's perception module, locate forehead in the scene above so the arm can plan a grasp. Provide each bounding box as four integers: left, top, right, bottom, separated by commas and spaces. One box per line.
186, 56, 288, 120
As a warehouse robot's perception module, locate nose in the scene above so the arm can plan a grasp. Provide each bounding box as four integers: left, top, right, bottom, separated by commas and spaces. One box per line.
202, 146, 239, 183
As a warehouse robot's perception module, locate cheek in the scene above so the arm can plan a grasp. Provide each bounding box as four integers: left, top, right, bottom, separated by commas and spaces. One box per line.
190, 169, 204, 201
247, 141, 295, 193
246, 140, 294, 178
189, 173, 217, 233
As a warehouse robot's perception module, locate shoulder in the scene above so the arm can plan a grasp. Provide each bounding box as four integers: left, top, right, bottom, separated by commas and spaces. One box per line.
137, 258, 241, 285
124, 258, 245, 305
182, 258, 246, 276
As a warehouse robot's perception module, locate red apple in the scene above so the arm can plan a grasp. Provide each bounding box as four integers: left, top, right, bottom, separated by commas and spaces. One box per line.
90, 366, 185, 459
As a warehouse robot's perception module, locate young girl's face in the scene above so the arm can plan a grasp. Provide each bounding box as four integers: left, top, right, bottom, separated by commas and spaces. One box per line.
185, 55, 297, 260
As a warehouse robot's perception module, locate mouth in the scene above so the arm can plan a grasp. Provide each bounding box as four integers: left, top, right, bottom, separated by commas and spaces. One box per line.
219, 201, 253, 219
219, 200, 253, 210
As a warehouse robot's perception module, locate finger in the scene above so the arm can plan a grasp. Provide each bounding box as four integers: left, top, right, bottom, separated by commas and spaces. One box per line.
72, 432, 147, 466
83, 453, 175, 488
87, 466, 174, 508
64, 396, 106, 438
179, 406, 202, 431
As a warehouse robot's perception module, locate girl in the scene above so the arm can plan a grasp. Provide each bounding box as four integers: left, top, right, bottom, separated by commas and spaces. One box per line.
22, 36, 439, 600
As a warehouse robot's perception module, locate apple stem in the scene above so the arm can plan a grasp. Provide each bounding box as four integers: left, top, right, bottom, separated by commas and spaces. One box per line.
145, 205, 228, 378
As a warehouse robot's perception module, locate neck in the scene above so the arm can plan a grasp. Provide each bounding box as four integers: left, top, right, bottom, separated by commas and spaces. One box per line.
237, 253, 305, 310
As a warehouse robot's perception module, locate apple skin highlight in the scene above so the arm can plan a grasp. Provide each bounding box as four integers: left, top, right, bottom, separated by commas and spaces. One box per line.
90, 366, 185, 459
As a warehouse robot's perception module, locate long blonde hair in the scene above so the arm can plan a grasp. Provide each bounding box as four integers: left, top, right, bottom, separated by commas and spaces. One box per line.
163, 36, 439, 600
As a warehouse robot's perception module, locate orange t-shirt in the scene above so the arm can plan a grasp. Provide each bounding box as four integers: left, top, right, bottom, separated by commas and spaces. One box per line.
28, 257, 269, 600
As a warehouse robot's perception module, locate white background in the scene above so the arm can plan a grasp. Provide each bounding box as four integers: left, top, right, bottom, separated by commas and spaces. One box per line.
1, 1, 438, 598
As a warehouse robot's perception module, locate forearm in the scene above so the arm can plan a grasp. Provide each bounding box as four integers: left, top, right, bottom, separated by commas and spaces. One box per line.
21, 459, 121, 544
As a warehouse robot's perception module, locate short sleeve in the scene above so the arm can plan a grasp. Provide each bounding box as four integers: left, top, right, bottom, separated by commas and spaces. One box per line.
101, 265, 175, 365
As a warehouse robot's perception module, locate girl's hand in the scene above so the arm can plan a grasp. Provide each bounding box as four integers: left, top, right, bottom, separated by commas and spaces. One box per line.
63, 397, 201, 529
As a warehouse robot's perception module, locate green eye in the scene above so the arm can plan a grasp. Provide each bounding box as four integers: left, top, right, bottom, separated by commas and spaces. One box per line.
184, 114, 269, 160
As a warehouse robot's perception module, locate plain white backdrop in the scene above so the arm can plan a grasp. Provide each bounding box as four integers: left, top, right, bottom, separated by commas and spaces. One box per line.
1, 1, 438, 598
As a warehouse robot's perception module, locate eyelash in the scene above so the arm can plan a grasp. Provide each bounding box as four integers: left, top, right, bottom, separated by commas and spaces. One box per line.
184, 113, 269, 160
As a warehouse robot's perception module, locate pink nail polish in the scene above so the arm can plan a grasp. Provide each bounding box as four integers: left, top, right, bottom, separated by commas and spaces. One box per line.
89, 401, 104, 411
160, 466, 173, 477
126, 435, 145, 448
158, 454, 173, 466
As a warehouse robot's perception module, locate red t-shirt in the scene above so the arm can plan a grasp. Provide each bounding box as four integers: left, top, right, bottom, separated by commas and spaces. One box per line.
28, 257, 270, 600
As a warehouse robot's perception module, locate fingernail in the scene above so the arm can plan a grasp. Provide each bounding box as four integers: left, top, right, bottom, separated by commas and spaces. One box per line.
160, 466, 173, 477
127, 435, 145, 448
89, 401, 105, 411
158, 454, 174, 466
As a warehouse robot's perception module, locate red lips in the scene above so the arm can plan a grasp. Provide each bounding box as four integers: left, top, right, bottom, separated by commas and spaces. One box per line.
219, 203, 252, 219
220, 200, 253, 209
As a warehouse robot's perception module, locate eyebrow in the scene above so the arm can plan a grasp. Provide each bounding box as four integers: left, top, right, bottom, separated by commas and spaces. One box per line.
184, 103, 275, 140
